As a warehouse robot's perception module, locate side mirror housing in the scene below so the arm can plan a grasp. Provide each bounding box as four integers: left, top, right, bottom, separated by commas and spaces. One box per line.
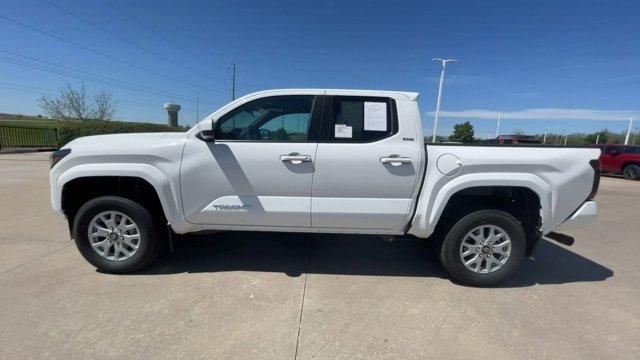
196, 119, 215, 142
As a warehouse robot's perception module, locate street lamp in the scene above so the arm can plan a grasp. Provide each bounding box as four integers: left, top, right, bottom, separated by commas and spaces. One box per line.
431, 58, 457, 142
556, 129, 564, 145
624, 118, 634, 145
496, 112, 504, 137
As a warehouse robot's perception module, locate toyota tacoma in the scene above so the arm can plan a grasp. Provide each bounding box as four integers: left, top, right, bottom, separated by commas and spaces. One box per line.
50, 89, 600, 286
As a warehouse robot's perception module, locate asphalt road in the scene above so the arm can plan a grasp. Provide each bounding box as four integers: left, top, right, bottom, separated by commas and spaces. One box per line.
0, 152, 638, 359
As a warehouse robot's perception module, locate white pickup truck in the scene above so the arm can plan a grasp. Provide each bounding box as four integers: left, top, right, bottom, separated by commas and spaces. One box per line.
50, 89, 600, 286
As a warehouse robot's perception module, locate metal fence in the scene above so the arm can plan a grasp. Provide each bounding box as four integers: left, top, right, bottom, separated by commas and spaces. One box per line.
0, 124, 59, 150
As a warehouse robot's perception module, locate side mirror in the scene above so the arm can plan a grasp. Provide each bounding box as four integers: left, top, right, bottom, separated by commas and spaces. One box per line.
196, 119, 215, 142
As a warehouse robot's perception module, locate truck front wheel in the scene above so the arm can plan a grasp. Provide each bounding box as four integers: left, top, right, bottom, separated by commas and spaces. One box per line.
72, 196, 160, 273
439, 210, 526, 286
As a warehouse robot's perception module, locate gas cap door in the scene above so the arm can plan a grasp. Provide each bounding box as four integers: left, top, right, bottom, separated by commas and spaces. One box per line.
437, 153, 462, 176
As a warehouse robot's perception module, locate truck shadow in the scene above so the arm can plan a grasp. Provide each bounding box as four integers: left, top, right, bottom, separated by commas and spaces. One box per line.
141, 232, 613, 287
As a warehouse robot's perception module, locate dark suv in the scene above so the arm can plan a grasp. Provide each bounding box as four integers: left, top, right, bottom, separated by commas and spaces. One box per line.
495, 135, 542, 144
590, 144, 640, 180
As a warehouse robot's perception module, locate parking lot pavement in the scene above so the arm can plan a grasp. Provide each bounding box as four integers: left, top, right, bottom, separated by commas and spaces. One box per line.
0, 152, 638, 359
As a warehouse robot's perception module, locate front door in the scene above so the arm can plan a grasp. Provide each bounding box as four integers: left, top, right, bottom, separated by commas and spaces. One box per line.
180, 94, 322, 227
311, 95, 421, 231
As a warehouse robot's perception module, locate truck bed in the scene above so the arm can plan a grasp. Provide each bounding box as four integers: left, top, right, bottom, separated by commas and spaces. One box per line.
408, 143, 600, 238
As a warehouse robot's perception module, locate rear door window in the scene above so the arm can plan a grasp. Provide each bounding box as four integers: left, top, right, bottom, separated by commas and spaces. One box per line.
320, 96, 397, 142
604, 146, 621, 154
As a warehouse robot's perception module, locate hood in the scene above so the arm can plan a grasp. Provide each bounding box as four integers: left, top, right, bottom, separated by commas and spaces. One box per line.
50, 131, 189, 189
62, 132, 189, 159
64, 132, 169, 148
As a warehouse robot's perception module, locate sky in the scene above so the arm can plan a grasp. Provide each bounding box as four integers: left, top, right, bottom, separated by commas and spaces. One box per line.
1, 0, 640, 138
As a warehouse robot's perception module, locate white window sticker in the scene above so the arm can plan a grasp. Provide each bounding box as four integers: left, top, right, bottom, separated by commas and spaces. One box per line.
364, 102, 387, 131
334, 124, 352, 138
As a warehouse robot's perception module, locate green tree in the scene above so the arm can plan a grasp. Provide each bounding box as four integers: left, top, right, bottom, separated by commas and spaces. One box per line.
584, 130, 608, 144
449, 121, 475, 143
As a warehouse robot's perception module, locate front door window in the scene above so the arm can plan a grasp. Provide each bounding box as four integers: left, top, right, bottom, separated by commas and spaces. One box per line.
215, 95, 314, 141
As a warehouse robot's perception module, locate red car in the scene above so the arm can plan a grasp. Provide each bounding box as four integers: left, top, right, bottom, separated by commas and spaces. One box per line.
590, 144, 640, 180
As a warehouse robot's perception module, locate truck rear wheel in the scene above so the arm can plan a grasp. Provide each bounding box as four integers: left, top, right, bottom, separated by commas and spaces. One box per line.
72, 196, 160, 273
623, 164, 640, 180
439, 209, 526, 286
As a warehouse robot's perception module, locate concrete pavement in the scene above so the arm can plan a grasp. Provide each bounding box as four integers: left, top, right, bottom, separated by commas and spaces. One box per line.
0, 152, 638, 359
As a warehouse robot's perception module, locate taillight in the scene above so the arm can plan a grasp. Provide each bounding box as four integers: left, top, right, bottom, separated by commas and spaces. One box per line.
587, 159, 600, 200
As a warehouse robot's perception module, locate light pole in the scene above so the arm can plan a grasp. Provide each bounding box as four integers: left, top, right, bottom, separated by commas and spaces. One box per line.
495, 112, 504, 137
556, 129, 564, 145
595, 133, 600, 144
543, 131, 547, 143
624, 118, 634, 145
431, 58, 457, 142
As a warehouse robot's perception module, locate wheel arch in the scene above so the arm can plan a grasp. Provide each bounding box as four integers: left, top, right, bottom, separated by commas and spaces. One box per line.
408, 173, 552, 249
622, 161, 640, 170
432, 186, 542, 256
55, 164, 183, 231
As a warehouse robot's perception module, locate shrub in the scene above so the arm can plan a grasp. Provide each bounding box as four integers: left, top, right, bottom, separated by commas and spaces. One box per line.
57, 120, 187, 147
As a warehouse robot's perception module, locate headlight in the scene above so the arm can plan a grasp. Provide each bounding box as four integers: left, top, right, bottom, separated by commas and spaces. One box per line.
50, 148, 71, 168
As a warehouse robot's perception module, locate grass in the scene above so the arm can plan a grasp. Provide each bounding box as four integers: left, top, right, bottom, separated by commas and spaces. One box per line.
0, 119, 61, 128
0, 114, 185, 149
0, 113, 61, 127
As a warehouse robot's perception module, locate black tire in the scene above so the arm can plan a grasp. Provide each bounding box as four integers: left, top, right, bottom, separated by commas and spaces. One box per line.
73, 196, 160, 273
623, 164, 640, 180
439, 210, 526, 286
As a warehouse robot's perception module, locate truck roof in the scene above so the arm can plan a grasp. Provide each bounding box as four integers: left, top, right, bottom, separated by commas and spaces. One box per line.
240, 89, 420, 101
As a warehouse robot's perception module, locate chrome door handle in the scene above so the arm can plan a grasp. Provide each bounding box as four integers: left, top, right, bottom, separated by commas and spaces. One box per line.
280, 154, 311, 164
380, 157, 412, 166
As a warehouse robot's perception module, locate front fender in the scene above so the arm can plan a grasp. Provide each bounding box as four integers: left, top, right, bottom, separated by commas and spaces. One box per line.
51, 163, 184, 232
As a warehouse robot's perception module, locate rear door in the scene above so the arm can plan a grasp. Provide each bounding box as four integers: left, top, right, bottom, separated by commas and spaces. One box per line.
600, 146, 617, 171
310, 95, 421, 231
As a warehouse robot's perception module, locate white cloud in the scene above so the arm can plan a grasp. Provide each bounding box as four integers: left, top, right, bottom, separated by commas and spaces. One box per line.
426, 108, 640, 121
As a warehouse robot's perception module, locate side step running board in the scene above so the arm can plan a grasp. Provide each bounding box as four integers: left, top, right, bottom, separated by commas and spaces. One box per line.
545, 231, 575, 246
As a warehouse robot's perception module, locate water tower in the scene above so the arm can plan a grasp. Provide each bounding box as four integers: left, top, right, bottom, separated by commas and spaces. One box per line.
163, 103, 181, 127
